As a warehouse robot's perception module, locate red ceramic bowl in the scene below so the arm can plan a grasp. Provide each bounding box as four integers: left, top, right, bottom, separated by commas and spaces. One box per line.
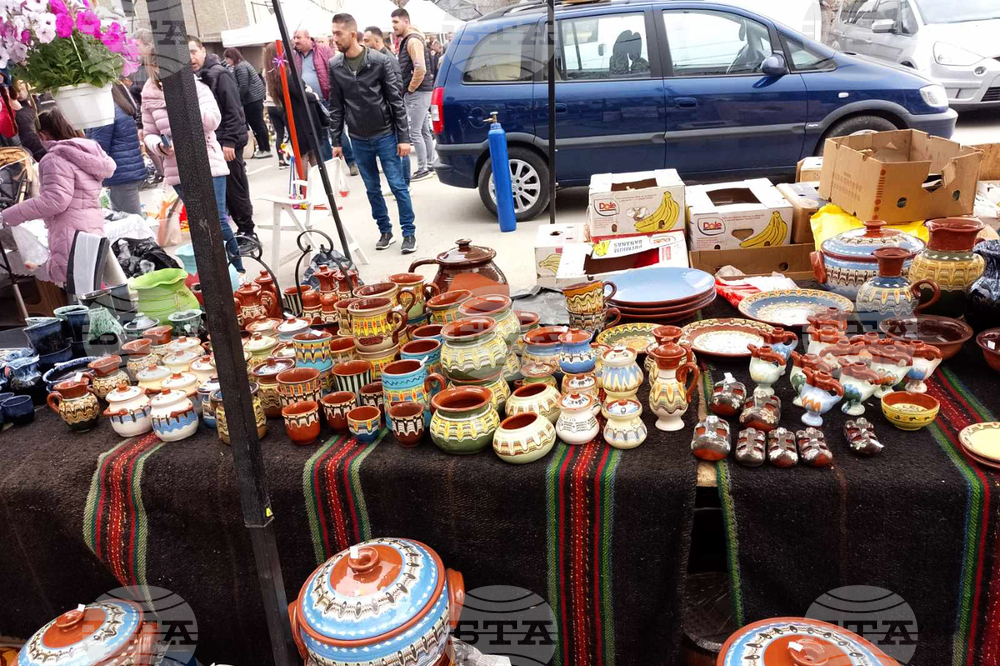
976, 328, 1000, 373
880, 315, 974, 361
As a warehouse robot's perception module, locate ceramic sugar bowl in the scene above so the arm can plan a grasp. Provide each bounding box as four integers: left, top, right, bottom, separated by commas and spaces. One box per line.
602, 399, 647, 450
289, 538, 465, 666
104, 383, 153, 437
150, 389, 199, 442
555, 393, 600, 445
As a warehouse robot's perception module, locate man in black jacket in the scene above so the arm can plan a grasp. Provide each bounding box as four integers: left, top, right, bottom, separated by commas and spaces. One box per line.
328, 13, 416, 254
188, 36, 257, 239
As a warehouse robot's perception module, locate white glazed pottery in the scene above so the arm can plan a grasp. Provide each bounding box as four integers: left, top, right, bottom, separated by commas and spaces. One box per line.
104, 384, 153, 437
150, 389, 199, 441
555, 393, 600, 445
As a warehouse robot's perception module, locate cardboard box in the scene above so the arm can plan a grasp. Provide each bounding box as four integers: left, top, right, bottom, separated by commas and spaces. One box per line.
588, 169, 685, 240
777, 182, 829, 245
819, 129, 982, 224
534, 223, 586, 289
796, 156, 824, 183
972, 143, 1000, 180
686, 178, 793, 251
552, 231, 688, 289
688, 243, 816, 281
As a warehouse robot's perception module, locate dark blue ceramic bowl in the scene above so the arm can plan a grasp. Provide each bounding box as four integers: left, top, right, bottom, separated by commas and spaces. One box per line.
1, 395, 34, 426
0, 392, 12, 426
42, 356, 98, 393
38, 345, 73, 371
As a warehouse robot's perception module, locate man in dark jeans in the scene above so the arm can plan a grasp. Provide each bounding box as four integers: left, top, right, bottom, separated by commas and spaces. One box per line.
328, 13, 416, 254
188, 36, 256, 239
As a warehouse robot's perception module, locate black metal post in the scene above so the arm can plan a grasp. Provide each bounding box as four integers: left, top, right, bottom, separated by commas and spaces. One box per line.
547, 0, 557, 224
272, 0, 353, 264
144, 3, 297, 666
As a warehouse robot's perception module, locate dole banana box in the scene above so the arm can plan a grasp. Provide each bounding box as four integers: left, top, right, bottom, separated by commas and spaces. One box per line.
588, 169, 685, 241
686, 178, 793, 252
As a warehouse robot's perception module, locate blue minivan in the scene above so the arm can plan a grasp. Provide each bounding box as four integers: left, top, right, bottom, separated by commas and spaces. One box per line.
429, 0, 958, 220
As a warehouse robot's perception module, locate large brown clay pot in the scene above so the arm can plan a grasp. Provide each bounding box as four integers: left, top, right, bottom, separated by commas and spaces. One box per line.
408, 238, 509, 296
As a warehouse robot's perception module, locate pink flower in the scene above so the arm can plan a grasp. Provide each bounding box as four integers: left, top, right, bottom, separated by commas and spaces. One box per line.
49, 0, 68, 14
100, 28, 122, 52
54, 11, 72, 37
122, 56, 139, 76
75, 10, 100, 36
20, 29, 30, 44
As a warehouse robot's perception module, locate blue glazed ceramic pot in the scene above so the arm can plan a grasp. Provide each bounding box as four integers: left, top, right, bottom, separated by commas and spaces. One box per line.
24, 318, 67, 356
1, 395, 35, 425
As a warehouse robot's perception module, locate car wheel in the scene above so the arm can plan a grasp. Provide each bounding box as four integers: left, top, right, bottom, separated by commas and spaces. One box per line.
479, 147, 550, 222
817, 115, 899, 155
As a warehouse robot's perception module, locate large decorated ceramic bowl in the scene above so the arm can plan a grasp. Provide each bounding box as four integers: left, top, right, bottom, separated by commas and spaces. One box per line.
290, 538, 464, 666
811, 220, 925, 300
717, 616, 899, 665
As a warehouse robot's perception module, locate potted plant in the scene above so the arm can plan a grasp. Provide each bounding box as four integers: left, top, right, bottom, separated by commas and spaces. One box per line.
2, 0, 141, 129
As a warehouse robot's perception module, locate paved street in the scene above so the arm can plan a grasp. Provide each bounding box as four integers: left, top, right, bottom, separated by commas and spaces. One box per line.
149, 111, 998, 294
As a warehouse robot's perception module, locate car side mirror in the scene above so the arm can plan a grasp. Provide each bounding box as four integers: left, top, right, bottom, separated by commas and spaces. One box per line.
598, 43, 605, 56
872, 19, 896, 33
761, 53, 787, 77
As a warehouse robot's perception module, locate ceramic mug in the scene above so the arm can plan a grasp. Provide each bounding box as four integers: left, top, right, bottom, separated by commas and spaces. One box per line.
283, 400, 321, 445
321, 391, 356, 432
568, 308, 621, 335
563, 280, 618, 315
348, 405, 382, 444
349, 297, 408, 353
332, 360, 373, 399
360, 381, 385, 412
401, 338, 443, 376
390, 273, 441, 320
389, 401, 425, 448
329, 336, 357, 367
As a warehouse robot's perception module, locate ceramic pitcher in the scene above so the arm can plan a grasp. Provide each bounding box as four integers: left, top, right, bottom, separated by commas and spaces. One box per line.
47, 378, 100, 432
838, 362, 882, 416
647, 343, 699, 432
856, 247, 940, 323
908, 217, 985, 318
381, 359, 445, 428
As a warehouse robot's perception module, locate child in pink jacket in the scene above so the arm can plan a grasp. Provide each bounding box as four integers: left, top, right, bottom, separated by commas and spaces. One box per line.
0, 109, 116, 285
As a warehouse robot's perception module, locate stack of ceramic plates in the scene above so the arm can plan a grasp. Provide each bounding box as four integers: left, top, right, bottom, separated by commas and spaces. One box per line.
959, 422, 1000, 470
608, 267, 716, 323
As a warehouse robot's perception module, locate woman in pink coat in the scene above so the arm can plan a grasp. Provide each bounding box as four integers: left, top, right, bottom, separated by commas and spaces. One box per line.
0, 109, 116, 285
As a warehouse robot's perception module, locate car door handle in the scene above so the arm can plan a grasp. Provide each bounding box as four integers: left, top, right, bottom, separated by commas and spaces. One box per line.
675, 97, 698, 109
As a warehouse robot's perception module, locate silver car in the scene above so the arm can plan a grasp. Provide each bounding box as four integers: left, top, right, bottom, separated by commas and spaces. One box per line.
827, 0, 1000, 109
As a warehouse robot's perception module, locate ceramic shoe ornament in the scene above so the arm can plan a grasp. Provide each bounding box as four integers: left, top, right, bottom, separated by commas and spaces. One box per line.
767, 427, 798, 467
740, 389, 782, 433
735, 428, 766, 467
798, 368, 844, 427
796, 427, 833, 467
764, 327, 799, 363
709, 372, 747, 417
747, 344, 786, 397
905, 341, 943, 393
845, 417, 884, 457
838, 361, 882, 416
691, 415, 731, 461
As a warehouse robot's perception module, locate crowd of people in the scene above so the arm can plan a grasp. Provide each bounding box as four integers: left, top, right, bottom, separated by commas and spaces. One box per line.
0, 8, 449, 287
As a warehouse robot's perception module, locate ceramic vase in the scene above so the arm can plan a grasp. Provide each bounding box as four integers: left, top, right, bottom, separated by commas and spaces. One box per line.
905, 342, 943, 393
558, 328, 597, 375
908, 217, 986, 318
602, 399, 647, 450
381, 359, 445, 427
600, 346, 643, 404
968, 239, 1000, 332
494, 412, 556, 464
647, 343, 699, 432
150, 389, 199, 442
506, 383, 561, 424
47, 378, 100, 432
838, 362, 882, 416
747, 344, 786, 398
555, 393, 600, 445
131, 268, 200, 324
856, 247, 941, 324
798, 369, 844, 427
293, 330, 334, 368
429, 387, 500, 454
449, 370, 510, 413
103, 384, 153, 437
388, 401, 425, 447
440, 317, 508, 381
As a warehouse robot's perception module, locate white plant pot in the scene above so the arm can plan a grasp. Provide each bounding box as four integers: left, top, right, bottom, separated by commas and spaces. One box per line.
52, 83, 115, 130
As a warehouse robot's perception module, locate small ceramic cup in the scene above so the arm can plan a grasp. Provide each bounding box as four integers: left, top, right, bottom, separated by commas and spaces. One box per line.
321, 391, 356, 432
1, 395, 35, 426
282, 400, 321, 445
563, 280, 618, 315
332, 360, 373, 399
360, 381, 384, 412
388, 401, 425, 448
348, 405, 382, 444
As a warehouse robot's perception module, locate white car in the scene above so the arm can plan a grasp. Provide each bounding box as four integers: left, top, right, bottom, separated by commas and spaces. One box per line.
827, 0, 1000, 110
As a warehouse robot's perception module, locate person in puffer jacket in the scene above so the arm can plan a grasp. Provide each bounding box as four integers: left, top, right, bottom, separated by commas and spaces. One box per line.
140, 67, 244, 272
85, 82, 146, 215
0, 109, 116, 285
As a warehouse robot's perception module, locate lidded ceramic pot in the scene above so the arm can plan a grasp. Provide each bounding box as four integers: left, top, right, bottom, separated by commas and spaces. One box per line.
136, 364, 171, 392
717, 617, 901, 666
47, 377, 100, 432
253, 357, 296, 418
104, 383, 153, 437
811, 219, 925, 299
189, 355, 216, 385
277, 317, 311, 342
245, 332, 279, 367
602, 399, 648, 450
555, 393, 600, 445
161, 372, 199, 405
16, 599, 161, 666
161, 349, 200, 374
150, 389, 198, 442
289, 538, 465, 666
165, 336, 202, 355
600, 346, 643, 404
408, 238, 510, 296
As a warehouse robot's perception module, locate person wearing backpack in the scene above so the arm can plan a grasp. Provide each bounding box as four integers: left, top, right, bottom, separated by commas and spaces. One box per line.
85, 82, 147, 215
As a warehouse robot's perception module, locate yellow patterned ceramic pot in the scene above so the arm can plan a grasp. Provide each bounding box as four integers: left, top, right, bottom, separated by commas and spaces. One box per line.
429, 386, 500, 454
357, 344, 399, 381
493, 412, 556, 464
348, 297, 408, 353
214, 384, 268, 445
505, 382, 561, 424
458, 294, 518, 348
449, 369, 511, 412
908, 218, 986, 318
47, 378, 100, 432
562, 279, 617, 315
426, 289, 472, 325
440, 317, 508, 382
881, 390, 939, 431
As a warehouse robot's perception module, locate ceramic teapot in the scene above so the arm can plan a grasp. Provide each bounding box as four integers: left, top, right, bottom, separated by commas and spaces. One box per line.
408, 239, 510, 296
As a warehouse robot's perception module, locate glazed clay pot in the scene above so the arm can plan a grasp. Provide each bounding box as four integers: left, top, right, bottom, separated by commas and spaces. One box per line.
401, 339, 443, 376
135, 364, 171, 393
426, 289, 473, 325
293, 330, 334, 368
747, 344, 786, 398
559, 328, 598, 375
360, 381, 385, 412
600, 346, 643, 404
277, 367, 323, 407
254, 270, 283, 319
811, 219, 925, 299
160, 372, 199, 407
329, 336, 358, 367
648, 343, 699, 432
196, 377, 221, 428
150, 389, 199, 442
555, 393, 600, 445
856, 247, 940, 323
87, 355, 128, 400
440, 317, 508, 382
213, 384, 268, 444
563, 279, 617, 315
449, 370, 510, 413
313, 264, 339, 294
389, 401, 425, 447
838, 362, 882, 416
521, 326, 568, 368
390, 272, 441, 320
799, 369, 844, 427
494, 412, 557, 464
321, 391, 356, 432
161, 349, 200, 375
505, 382, 561, 424
288, 538, 464, 666
408, 238, 510, 296
234, 283, 267, 326
519, 362, 558, 390
905, 341, 943, 393
253, 357, 296, 418
283, 400, 321, 445
429, 387, 500, 454
47, 378, 100, 432
870, 344, 913, 398
348, 405, 382, 444
908, 217, 986, 318
381, 359, 445, 428
245, 333, 279, 367
602, 399, 647, 450
104, 383, 153, 437
789, 352, 838, 406
356, 345, 399, 381
122, 339, 159, 380
458, 295, 518, 348
277, 317, 311, 342
764, 327, 799, 363
349, 297, 408, 354
561, 372, 600, 414
412, 324, 445, 345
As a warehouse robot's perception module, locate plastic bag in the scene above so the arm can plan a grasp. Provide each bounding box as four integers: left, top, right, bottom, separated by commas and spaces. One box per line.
154, 186, 183, 248
113, 237, 180, 278
809, 203, 928, 250
9, 218, 49, 268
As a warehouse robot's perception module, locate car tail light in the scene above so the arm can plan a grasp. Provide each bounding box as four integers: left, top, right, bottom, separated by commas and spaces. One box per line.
431, 87, 444, 135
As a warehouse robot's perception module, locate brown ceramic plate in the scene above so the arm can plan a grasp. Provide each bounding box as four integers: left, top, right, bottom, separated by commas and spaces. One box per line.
615, 291, 717, 316
618, 308, 703, 325
679, 318, 776, 359
879, 315, 974, 361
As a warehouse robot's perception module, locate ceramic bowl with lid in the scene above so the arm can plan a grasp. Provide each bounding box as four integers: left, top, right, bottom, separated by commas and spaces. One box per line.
104, 384, 153, 437
136, 364, 171, 392
811, 220, 926, 299
161, 372, 199, 404
165, 336, 202, 355
289, 537, 465, 666
717, 617, 900, 666
161, 349, 200, 374
277, 317, 311, 342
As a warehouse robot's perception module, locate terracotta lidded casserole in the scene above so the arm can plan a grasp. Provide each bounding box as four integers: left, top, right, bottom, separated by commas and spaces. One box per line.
289, 538, 465, 666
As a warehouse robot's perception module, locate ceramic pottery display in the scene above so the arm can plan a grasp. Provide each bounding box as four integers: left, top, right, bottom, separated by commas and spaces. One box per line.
130, 268, 200, 324
908, 217, 985, 318
881, 390, 939, 430
838, 362, 882, 416
278, 367, 323, 407
449, 370, 510, 413
905, 341, 943, 393
717, 617, 901, 666
880, 315, 973, 361
845, 418, 883, 456
521, 326, 568, 368
17, 600, 162, 666
738, 289, 854, 328
288, 537, 464, 666
283, 400, 322, 445
555, 393, 600, 445
458, 295, 518, 349
253, 357, 296, 418
519, 362, 558, 390
506, 383, 561, 424
601, 346, 643, 404
320, 392, 355, 433
856, 247, 941, 323
558, 328, 597, 375
401, 339, 443, 376
680, 318, 774, 359
47, 378, 100, 432
691, 416, 731, 461
188, 355, 215, 386
647, 343, 699, 432
796, 427, 833, 467
360, 381, 384, 411
409, 238, 509, 296
968, 240, 1000, 331
978, 328, 1000, 373
381, 359, 445, 427
494, 412, 557, 464
234, 282, 268, 325
811, 219, 925, 299
135, 364, 171, 392
788, 352, 837, 406
764, 327, 799, 363
328, 361, 369, 400
104, 384, 153, 437
798, 369, 843, 427
768, 428, 798, 467
747, 344, 786, 397
150, 389, 198, 442
735, 428, 766, 467
740, 389, 782, 433
349, 297, 407, 353
869, 344, 913, 398
440, 318, 507, 381
254, 270, 283, 318
388, 401, 425, 447
602, 399, 647, 450
1, 395, 34, 425
196, 378, 221, 428
426, 289, 473, 325
709, 373, 747, 417
87, 355, 128, 400
429, 387, 500, 454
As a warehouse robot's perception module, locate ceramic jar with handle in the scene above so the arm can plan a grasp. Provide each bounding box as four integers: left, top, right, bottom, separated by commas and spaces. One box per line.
288, 538, 465, 666
426, 289, 472, 325
602, 399, 647, 449
600, 346, 643, 404
391, 272, 441, 320
47, 378, 100, 432
161, 372, 199, 410
234, 282, 267, 326
408, 238, 510, 296
838, 362, 882, 416
647, 343, 699, 432
908, 217, 986, 318
150, 389, 199, 441
245, 333, 278, 367
381, 359, 445, 428
277, 317, 311, 342
556, 393, 600, 445
349, 297, 408, 353
162, 349, 200, 374
905, 341, 943, 393
856, 247, 941, 323
136, 364, 171, 393
429, 386, 500, 454
104, 383, 153, 437
440, 317, 508, 381
494, 412, 556, 464
458, 295, 518, 347
559, 328, 598, 375
521, 326, 567, 368
313, 264, 339, 295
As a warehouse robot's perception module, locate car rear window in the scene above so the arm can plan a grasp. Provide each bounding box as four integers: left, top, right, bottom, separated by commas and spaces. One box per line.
462, 23, 542, 83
